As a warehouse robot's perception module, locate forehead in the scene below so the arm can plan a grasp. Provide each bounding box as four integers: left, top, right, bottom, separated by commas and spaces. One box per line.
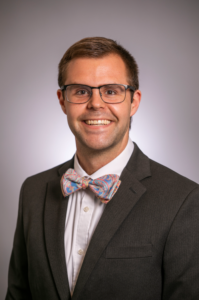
65, 54, 129, 86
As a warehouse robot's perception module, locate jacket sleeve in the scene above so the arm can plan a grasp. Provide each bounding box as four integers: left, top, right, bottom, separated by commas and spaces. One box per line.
162, 186, 199, 300
5, 181, 32, 300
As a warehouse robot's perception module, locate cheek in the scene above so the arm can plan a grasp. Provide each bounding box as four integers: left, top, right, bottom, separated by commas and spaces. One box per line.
110, 102, 132, 120
65, 105, 83, 128
66, 113, 79, 136
67, 110, 77, 127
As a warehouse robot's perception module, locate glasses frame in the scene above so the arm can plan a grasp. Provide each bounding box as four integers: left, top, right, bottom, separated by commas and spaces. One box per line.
60, 83, 135, 104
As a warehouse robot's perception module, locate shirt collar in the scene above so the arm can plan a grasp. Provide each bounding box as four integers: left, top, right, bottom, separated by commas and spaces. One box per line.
74, 138, 134, 179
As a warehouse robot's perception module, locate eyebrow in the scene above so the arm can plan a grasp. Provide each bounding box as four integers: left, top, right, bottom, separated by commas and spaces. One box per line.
63, 82, 121, 86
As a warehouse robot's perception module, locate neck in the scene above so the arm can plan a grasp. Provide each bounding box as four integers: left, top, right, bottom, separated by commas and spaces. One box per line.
76, 139, 129, 175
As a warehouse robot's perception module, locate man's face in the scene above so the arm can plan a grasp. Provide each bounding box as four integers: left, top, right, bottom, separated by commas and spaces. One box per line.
57, 54, 141, 155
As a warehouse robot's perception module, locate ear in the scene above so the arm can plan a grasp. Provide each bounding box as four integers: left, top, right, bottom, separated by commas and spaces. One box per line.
130, 89, 141, 117
57, 89, 67, 115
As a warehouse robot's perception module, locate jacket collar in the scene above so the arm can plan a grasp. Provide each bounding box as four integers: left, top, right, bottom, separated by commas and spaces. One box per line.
125, 142, 151, 181
58, 156, 74, 176
57, 142, 151, 180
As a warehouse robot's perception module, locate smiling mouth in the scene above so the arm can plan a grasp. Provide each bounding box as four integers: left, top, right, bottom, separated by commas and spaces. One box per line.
85, 120, 111, 125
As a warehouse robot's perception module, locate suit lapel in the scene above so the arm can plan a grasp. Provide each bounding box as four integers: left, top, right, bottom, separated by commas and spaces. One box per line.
72, 143, 151, 300
44, 158, 74, 300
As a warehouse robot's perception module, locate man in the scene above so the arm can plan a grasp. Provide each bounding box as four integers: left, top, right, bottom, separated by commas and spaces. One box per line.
6, 37, 199, 300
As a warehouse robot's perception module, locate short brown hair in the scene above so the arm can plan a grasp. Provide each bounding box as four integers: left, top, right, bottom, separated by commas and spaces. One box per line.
58, 37, 139, 90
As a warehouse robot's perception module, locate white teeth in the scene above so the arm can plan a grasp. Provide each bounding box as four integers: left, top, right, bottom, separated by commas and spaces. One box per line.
85, 120, 111, 125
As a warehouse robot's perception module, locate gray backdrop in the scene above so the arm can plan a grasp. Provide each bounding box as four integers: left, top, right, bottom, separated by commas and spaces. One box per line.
1, 0, 198, 297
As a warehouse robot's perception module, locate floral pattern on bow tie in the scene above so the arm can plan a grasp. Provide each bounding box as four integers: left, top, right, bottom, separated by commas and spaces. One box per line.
61, 168, 121, 204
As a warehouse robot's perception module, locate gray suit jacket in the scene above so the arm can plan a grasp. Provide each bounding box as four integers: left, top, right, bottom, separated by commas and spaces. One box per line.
6, 143, 199, 300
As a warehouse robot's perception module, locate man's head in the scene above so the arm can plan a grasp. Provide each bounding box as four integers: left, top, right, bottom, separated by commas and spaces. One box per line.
58, 37, 139, 94
57, 37, 141, 165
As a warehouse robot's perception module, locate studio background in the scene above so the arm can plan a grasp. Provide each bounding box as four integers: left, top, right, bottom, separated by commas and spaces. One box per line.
0, 0, 198, 297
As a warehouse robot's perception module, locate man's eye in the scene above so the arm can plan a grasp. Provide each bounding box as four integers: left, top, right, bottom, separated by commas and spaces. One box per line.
75, 89, 89, 96
106, 90, 116, 95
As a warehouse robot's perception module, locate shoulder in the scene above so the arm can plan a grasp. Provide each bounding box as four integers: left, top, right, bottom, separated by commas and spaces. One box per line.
25, 162, 65, 184
144, 158, 199, 212
149, 158, 198, 190
131, 142, 198, 190
21, 157, 74, 198
130, 143, 199, 208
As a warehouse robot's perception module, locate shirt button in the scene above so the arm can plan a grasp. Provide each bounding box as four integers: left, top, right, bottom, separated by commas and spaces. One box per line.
77, 249, 84, 255
83, 207, 89, 212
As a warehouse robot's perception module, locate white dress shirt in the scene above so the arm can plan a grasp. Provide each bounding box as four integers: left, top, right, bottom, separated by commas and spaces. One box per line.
64, 139, 134, 295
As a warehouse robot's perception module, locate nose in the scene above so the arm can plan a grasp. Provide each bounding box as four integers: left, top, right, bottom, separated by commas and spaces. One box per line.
87, 88, 105, 109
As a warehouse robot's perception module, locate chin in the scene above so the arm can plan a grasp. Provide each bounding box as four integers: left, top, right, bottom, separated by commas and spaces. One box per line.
79, 137, 119, 153
86, 142, 112, 152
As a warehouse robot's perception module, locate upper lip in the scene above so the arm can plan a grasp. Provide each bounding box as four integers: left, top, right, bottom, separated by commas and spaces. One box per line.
83, 117, 112, 120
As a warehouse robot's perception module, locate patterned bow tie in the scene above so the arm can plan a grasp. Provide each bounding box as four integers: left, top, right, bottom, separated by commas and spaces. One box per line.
61, 168, 121, 204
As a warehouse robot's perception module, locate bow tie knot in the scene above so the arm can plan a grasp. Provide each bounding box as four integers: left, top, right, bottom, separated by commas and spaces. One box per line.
81, 177, 90, 189
61, 168, 121, 204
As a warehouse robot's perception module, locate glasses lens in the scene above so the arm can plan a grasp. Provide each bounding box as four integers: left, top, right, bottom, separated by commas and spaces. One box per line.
100, 84, 125, 103
66, 85, 91, 103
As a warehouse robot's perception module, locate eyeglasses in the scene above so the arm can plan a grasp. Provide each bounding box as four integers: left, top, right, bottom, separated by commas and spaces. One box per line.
60, 84, 135, 104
